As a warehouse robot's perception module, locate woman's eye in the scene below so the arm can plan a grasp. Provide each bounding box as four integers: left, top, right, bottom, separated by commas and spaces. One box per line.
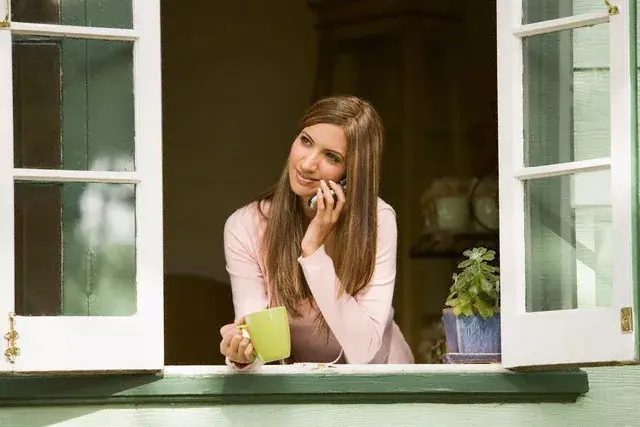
300, 136, 312, 146
326, 153, 340, 163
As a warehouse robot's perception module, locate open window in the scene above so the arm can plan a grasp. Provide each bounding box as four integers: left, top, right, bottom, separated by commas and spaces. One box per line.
0, 0, 163, 372
498, 0, 638, 368
0, 0, 636, 376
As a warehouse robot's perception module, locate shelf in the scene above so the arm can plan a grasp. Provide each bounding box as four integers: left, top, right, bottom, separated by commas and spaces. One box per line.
410, 231, 499, 259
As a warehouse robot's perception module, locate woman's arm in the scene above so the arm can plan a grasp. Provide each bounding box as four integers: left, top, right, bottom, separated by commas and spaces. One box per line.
224, 206, 270, 319
297, 206, 398, 364
222, 206, 269, 370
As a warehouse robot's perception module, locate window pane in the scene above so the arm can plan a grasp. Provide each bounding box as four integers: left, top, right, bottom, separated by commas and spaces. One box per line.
523, 23, 610, 167
13, 36, 135, 171
523, 0, 603, 24
525, 170, 612, 312
15, 182, 137, 316
10, 0, 132, 29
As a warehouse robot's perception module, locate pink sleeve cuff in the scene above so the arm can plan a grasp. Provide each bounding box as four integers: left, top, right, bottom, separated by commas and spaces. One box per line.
297, 244, 329, 268
225, 356, 261, 372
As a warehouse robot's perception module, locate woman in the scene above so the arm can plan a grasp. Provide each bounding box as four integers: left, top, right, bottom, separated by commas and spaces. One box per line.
220, 95, 413, 369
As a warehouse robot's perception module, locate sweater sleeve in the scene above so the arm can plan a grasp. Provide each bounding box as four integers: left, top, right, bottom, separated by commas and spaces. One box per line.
224, 206, 270, 320
297, 206, 398, 364
223, 206, 269, 371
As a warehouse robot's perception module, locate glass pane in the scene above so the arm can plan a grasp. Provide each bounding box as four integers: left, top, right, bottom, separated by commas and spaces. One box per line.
11, 0, 132, 29
523, 23, 610, 167
523, 0, 603, 24
525, 170, 612, 312
13, 36, 135, 171
15, 182, 137, 316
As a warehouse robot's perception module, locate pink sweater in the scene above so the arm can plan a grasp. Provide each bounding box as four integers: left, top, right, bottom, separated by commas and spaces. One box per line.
223, 197, 414, 368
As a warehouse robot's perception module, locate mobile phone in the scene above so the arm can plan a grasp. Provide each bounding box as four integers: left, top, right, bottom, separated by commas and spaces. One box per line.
308, 178, 347, 209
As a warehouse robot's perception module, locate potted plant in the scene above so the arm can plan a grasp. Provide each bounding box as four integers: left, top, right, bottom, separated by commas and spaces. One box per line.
442, 247, 501, 363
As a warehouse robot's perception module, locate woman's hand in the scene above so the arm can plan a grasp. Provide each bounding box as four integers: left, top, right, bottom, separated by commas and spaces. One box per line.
301, 179, 346, 257
219, 318, 256, 365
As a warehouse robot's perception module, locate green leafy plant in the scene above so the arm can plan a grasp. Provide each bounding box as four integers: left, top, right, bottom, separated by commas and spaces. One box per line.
445, 247, 500, 319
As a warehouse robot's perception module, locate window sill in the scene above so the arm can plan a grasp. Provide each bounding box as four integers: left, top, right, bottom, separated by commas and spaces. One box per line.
0, 364, 589, 406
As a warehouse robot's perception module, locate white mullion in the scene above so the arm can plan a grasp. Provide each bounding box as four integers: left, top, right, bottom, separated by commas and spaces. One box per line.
13, 169, 140, 184
8, 22, 137, 41
131, 0, 164, 365
0, 28, 15, 373
609, 0, 635, 344
514, 158, 611, 181
514, 10, 612, 38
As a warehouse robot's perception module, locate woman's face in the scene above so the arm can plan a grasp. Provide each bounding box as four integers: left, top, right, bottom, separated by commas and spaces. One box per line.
288, 123, 347, 202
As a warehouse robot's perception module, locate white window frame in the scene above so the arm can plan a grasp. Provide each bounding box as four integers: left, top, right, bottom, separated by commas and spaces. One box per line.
497, 0, 637, 368
0, 0, 164, 372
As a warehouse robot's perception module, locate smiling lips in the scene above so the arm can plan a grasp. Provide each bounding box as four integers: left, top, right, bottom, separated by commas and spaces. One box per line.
296, 170, 319, 187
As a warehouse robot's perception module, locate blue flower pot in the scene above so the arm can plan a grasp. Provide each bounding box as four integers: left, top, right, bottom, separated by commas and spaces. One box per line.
442, 309, 460, 353
442, 308, 501, 354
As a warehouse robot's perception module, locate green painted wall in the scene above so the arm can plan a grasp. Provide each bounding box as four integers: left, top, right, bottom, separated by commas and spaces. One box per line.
0, 367, 638, 426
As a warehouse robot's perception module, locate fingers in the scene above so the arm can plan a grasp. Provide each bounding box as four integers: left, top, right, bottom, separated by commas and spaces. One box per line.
238, 337, 249, 357
220, 331, 255, 364
244, 342, 255, 362
219, 327, 235, 356
238, 338, 255, 363
219, 319, 242, 355
219, 317, 255, 364
320, 180, 335, 216
305, 179, 344, 256
317, 180, 336, 222
228, 332, 244, 362
219, 322, 235, 338
320, 179, 345, 224
329, 180, 345, 222
219, 337, 227, 356
219, 317, 244, 338
315, 187, 325, 215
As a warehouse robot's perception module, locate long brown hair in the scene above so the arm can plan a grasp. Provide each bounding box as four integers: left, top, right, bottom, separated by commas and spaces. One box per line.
256, 95, 384, 335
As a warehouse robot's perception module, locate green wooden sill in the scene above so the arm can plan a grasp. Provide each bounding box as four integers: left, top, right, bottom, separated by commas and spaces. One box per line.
0, 364, 588, 406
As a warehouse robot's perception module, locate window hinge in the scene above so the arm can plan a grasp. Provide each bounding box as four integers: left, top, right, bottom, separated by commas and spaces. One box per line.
4, 312, 20, 363
621, 307, 633, 334
1, 0, 9, 28
0, 7, 8, 29
604, 0, 619, 15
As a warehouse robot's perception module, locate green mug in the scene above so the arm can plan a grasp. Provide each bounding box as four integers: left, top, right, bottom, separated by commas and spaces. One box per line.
238, 306, 290, 363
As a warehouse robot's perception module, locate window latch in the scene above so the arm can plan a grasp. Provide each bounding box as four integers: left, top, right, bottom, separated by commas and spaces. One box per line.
621, 307, 633, 334
4, 312, 20, 364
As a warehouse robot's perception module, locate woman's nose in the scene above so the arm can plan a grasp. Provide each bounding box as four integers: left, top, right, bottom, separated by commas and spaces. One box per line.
300, 153, 318, 172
